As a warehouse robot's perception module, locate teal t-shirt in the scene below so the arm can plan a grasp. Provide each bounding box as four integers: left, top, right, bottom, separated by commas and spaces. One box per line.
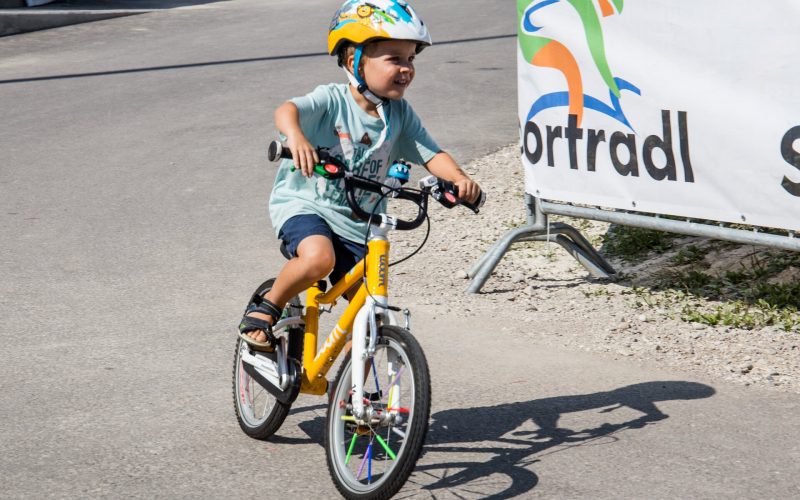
269, 83, 440, 244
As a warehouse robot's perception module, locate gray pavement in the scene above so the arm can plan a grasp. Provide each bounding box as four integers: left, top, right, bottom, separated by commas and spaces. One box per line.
0, 0, 224, 36
1, 1, 798, 498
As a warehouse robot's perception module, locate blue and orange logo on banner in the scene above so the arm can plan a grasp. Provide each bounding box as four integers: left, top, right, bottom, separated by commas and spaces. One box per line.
518, 0, 640, 130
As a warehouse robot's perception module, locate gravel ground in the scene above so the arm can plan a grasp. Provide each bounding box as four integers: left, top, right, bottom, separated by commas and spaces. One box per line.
391, 144, 800, 394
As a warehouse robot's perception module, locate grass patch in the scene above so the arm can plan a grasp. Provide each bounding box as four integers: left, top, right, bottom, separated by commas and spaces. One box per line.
648, 250, 800, 331
671, 244, 706, 265
602, 225, 677, 260
658, 253, 800, 307
680, 300, 799, 331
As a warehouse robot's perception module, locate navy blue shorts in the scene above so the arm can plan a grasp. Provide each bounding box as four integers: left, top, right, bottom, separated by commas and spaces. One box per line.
278, 214, 366, 285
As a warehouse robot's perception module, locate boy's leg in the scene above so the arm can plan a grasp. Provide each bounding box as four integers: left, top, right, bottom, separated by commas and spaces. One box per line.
244, 235, 335, 344
332, 235, 366, 301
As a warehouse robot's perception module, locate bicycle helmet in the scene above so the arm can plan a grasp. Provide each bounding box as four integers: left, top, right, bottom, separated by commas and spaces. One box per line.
328, 0, 432, 57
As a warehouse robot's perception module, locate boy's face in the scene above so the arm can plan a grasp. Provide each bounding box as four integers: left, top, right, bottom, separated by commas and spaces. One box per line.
357, 40, 418, 100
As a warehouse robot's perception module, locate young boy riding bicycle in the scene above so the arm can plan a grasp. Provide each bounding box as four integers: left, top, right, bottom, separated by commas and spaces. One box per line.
239, 0, 482, 350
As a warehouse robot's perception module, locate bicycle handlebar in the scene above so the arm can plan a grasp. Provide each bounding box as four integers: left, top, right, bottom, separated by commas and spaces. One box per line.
345, 174, 429, 230
267, 140, 484, 230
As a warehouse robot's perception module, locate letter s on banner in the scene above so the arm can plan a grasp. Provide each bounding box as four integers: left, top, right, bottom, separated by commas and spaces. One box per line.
781, 126, 800, 197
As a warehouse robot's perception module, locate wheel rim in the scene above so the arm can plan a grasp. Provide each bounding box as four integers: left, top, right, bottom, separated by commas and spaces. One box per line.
329, 337, 416, 493
235, 341, 276, 427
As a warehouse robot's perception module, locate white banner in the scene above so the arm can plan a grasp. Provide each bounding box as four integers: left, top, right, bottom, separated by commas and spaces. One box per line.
517, 0, 800, 231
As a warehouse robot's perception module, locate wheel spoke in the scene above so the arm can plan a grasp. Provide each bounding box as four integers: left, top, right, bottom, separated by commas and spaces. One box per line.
371, 358, 381, 396
260, 392, 270, 418
367, 441, 373, 483
345, 433, 358, 465
356, 441, 371, 479
373, 433, 396, 460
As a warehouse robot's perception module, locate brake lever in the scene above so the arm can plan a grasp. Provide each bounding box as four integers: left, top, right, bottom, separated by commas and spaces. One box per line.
418, 176, 457, 208
419, 175, 484, 213
435, 180, 461, 209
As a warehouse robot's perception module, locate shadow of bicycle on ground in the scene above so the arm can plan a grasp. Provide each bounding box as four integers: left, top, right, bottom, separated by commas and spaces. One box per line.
399, 380, 715, 499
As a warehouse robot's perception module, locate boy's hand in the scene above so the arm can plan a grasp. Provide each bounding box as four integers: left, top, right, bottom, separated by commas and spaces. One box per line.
454, 178, 481, 204
424, 152, 481, 204
287, 133, 320, 177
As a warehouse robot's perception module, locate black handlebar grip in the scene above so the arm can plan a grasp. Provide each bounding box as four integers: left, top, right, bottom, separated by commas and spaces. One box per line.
460, 190, 486, 214
268, 141, 293, 162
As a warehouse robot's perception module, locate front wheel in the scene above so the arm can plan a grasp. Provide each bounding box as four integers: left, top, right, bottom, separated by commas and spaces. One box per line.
325, 325, 431, 499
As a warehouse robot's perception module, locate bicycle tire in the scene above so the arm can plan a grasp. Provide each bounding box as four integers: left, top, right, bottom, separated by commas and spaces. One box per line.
232, 279, 291, 440
324, 325, 431, 499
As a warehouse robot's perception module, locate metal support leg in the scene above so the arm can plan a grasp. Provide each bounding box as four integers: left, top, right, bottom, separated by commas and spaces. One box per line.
466, 194, 616, 294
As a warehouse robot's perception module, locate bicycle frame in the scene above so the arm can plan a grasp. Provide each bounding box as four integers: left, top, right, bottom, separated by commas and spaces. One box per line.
295, 220, 394, 419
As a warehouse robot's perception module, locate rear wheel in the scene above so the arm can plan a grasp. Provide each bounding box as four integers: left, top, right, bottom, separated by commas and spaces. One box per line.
325, 326, 431, 499
232, 279, 292, 439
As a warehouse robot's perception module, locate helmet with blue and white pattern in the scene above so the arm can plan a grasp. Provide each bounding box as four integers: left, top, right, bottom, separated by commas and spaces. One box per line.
328, 0, 432, 57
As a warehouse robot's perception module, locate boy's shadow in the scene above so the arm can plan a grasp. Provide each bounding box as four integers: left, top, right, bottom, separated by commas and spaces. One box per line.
401, 381, 715, 499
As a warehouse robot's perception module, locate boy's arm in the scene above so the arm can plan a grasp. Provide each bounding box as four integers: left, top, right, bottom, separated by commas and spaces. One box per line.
274, 101, 319, 177
424, 151, 481, 203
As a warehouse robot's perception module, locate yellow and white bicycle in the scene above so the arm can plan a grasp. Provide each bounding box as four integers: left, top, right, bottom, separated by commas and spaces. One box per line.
232, 141, 483, 499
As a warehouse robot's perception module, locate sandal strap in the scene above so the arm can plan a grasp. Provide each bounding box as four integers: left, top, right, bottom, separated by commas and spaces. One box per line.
238, 294, 283, 347
250, 295, 283, 322
245, 302, 280, 321
238, 316, 278, 345
239, 315, 272, 332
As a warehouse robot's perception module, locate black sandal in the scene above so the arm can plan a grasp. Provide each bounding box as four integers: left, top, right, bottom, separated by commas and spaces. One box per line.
238, 294, 282, 351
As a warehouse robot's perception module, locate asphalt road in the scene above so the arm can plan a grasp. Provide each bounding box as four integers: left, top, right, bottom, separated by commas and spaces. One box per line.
1, 1, 798, 498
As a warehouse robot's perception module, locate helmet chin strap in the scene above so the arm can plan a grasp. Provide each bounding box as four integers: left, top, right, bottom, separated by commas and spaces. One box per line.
343, 45, 391, 165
